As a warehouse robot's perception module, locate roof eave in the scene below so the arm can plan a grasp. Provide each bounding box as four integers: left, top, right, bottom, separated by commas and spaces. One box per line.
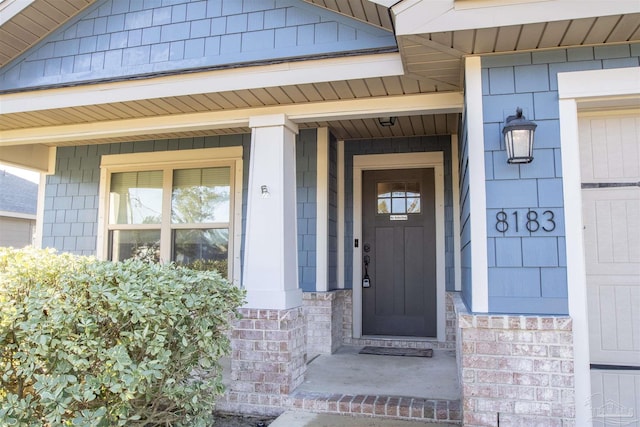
392, 0, 640, 35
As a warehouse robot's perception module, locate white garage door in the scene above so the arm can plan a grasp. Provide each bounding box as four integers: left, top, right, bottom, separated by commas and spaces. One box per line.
580, 113, 640, 427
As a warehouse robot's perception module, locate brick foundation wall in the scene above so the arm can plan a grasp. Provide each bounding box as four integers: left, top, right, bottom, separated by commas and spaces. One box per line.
454, 295, 575, 427
216, 307, 306, 416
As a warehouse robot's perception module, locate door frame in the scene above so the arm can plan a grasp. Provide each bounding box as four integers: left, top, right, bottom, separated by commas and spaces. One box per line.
352, 152, 446, 341
558, 66, 640, 427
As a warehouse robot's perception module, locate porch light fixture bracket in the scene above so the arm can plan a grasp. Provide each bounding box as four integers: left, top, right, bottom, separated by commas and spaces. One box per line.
502, 107, 537, 164
378, 116, 397, 127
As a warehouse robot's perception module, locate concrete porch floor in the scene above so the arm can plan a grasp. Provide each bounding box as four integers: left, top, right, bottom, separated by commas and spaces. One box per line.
296, 346, 460, 400
220, 345, 462, 424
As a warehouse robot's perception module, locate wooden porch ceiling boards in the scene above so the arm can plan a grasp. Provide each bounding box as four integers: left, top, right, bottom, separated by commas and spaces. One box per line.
27, 111, 460, 147
0, 74, 461, 143
303, 0, 393, 31
0, 0, 96, 67
396, 13, 640, 94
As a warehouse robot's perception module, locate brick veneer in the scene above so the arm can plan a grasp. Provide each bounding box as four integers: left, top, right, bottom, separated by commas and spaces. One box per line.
454, 295, 575, 427
302, 291, 347, 355
288, 391, 461, 424
216, 307, 306, 416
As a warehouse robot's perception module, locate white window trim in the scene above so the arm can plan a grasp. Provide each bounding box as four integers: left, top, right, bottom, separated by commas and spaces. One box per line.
352, 151, 446, 342
97, 146, 243, 287
558, 66, 640, 427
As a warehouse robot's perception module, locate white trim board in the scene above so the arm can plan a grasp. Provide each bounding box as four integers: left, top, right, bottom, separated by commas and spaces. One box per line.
316, 128, 330, 292
558, 66, 640, 427
464, 56, 489, 313
392, 0, 640, 35
0, 92, 463, 146
0, 54, 404, 115
352, 152, 446, 342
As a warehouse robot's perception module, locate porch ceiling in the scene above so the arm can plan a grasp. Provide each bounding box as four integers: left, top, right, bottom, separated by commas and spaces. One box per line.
0, 72, 461, 145
398, 14, 640, 92
303, 0, 393, 31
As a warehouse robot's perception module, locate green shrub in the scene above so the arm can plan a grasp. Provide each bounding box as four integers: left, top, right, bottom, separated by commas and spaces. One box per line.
0, 247, 245, 427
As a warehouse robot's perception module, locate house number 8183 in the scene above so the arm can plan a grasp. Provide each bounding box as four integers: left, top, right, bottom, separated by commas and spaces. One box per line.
495, 209, 556, 233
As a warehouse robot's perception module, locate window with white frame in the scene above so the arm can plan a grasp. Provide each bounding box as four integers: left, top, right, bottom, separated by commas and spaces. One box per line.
98, 147, 243, 283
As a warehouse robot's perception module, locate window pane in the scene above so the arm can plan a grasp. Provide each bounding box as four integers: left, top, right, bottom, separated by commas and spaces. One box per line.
377, 183, 392, 198
172, 167, 230, 223
109, 229, 160, 262
407, 197, 421, 213
109, 171, 163, 224
376, 181, 421, 215
391, 182, 406, 197
406, 182, 420, 197
391, 198, 406, 213
173, 229, 229, 277
377, 198, 391, 214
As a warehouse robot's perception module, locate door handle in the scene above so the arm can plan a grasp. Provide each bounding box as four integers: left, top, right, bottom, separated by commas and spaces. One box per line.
363, 253, 371, 288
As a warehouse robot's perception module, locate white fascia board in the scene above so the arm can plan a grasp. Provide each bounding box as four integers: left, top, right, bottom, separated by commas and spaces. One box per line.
368, 0, 398, 6
0, 92, 463, 146
0, 0, 35, 26
393, 0, 640, 35
0, 210, 36, 220
0, 144, 55, 173
0, 53, 403, 115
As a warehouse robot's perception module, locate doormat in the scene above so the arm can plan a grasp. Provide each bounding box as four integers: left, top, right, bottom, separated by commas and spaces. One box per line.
359, 346, 433, 358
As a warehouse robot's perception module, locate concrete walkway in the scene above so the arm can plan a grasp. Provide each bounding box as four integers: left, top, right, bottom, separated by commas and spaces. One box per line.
270, 411, 456, 426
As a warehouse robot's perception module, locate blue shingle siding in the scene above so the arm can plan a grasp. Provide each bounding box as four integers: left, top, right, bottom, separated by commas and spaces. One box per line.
0, 0, 396, 91
41, 134, 252, 257
344, 136, 456, 292
297, 129, 317, 292
42, 131, 318, 283
481, 43, 639, 315
459, 108, 472, 309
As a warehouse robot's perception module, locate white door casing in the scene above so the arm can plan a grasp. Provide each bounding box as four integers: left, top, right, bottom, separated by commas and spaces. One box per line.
352, 152, 446, 341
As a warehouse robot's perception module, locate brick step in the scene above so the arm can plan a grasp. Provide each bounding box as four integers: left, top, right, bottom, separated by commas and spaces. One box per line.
286, 391, 461, 425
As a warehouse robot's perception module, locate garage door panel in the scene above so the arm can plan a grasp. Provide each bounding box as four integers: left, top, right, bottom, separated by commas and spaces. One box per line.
580, 115, 640, 183
621, 117, 640, 178
590, 370, 640, 427
583, 187, 640, 275
588, 281, 640, 365
581, 113, 640, 369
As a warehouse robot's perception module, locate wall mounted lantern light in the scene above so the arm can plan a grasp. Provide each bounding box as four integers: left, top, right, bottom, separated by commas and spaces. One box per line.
378, 116, 397, 127
502, 107, 537, 164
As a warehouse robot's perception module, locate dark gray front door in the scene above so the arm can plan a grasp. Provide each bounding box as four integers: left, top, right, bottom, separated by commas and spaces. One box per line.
362, 168, 436, 337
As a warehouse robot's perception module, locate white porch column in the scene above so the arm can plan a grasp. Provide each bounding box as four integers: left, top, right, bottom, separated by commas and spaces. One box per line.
242, 114, 302, 309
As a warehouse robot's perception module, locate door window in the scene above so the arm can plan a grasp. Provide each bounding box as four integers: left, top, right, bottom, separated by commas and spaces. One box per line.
376, 181, 421, 214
